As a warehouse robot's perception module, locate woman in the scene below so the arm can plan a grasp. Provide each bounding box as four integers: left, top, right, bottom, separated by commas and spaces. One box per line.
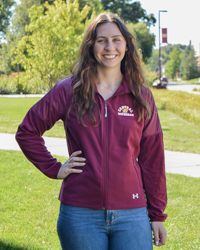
16, 13, 167, 249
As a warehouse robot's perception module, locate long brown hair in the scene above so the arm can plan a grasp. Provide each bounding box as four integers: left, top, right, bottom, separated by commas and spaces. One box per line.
69, 13, 151, 126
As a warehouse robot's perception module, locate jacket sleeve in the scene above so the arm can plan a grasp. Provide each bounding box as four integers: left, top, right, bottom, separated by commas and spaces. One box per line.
15, 79, 70, 179
138, 93, 167, 222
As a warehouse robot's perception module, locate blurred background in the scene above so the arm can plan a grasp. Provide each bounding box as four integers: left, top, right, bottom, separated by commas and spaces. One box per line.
0, 0, 200, 94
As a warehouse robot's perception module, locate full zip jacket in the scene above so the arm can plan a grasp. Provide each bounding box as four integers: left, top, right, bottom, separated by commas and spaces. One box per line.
16, 76, 167, 222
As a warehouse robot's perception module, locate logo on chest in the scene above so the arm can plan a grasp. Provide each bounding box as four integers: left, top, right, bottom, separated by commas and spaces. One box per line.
118, 105, 134, 117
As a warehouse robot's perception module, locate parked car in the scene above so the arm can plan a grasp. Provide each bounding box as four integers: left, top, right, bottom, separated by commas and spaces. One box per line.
160, 76, 168, 83
152, 77, 168, 89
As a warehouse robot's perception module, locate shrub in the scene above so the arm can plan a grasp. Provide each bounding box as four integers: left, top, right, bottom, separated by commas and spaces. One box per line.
0, 74, 18, 94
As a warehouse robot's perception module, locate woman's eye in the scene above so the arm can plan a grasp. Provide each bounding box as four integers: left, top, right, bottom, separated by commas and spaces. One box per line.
97, 39, 105, 43
113, 38, 120, 42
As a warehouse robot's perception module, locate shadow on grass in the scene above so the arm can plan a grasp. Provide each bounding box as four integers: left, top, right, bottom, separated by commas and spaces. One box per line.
162, 128, 170, 131
0, 241, 39, 250
157, 107, 165, 111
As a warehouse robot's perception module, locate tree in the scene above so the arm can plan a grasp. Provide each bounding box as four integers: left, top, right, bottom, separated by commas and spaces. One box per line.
0, 0, 15, 37
147, 44, 187, 74
180, 43, 199, 80
78, 0, 103, 18
11, 0, 102, 39
127, 22, 155, 63
0, 0, 69, 75
165, 47, 182, 78
101, 0, 156, 26
13, 0, 90, 92
146, 49, 159, 72
11, 0, 58, 39
0, 32, 17, 74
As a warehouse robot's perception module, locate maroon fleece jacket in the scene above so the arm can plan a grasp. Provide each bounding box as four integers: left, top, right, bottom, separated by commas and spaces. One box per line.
16, 76, 167, 222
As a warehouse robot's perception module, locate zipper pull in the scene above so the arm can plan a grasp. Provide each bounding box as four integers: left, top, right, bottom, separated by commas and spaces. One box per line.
105, 101, 107, 117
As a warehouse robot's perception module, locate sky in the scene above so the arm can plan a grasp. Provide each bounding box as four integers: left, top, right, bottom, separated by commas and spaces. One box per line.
138, 0, 200, 55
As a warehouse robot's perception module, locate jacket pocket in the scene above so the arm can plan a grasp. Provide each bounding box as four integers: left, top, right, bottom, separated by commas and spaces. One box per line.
133, 159, 142, 189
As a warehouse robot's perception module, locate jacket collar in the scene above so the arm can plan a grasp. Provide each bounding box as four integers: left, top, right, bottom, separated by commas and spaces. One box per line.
115, 75, 131, 95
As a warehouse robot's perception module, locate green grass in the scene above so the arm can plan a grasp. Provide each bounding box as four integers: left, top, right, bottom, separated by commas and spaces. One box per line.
184, 78, 200, 84
152, 89, 200, 153
157, 174, 200, 250
0, 97, 65, 138
0, 150, 199, 250
0, 150, 65, 250
158, 109, 200, 154
0, 97, 39, 134
152, 89, 200, 126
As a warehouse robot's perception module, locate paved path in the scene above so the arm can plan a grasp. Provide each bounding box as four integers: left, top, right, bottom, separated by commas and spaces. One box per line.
167, 83, 200, 95
0, 133, 200, 178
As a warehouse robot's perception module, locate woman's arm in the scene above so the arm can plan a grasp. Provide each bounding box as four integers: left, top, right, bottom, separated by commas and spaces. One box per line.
16, 78, 71, 179
138, 92, 167, 222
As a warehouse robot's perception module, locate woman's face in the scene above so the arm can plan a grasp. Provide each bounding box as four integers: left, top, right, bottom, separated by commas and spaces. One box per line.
93, 22, 127, 72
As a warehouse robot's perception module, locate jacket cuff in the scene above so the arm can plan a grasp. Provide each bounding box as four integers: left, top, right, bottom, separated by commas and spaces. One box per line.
148, 209, 167, 222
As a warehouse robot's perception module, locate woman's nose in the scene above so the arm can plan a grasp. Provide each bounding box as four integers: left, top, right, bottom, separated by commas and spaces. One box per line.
105, 41, 114, 51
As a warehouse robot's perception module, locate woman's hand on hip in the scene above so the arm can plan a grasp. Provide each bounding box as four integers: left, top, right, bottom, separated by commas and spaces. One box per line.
151, 221, 167, 246
57, 151, 86, 179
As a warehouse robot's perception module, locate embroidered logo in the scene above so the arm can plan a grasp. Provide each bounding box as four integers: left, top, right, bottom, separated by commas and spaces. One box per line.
132, 193, 139, 199
118, 105, 134, 117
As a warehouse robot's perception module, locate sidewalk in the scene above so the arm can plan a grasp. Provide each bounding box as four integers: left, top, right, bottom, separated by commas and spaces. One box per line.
0, 133, 200, 178
167, 83, 200, 95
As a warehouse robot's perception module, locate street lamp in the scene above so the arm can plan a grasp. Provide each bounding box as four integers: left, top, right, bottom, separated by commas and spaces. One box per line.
159, 10, 167, 85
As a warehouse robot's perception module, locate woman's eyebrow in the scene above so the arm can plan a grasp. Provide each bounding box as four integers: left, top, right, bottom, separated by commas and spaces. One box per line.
96, 35, 122, 38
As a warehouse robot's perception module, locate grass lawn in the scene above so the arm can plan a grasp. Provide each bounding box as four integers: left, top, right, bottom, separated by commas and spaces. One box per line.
183, 78, 200, 84
152, 89, 200, 126
0, 97, 40, 134
0, 150, 63, 250
0, 97, 65, 138
158, 109, 200, 154
0, 150, 199, 249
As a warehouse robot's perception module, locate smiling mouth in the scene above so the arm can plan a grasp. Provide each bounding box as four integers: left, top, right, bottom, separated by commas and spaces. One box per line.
103, 55, 117, 59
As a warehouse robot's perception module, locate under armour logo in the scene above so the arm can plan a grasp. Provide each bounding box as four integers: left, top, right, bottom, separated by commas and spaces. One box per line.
132, 193, 139, 199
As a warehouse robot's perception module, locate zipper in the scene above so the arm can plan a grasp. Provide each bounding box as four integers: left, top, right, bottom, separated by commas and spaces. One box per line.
102, 100, 108, 209
133, 159, 142, 188
105, 101, 107, 117
95, 89, 130, 209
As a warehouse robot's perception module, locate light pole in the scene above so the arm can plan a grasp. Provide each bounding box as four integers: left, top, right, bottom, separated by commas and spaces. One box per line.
159, 10, 167, 85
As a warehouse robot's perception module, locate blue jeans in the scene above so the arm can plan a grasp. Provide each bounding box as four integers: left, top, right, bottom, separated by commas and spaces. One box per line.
57, 204, 153, 250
